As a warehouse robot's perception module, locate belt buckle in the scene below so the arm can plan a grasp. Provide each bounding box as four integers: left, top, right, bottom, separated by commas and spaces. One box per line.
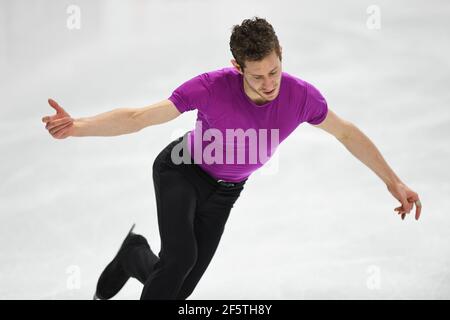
217, 179, 235, 187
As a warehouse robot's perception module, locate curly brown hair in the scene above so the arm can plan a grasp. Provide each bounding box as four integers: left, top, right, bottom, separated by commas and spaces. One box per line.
229, 16, 282, 70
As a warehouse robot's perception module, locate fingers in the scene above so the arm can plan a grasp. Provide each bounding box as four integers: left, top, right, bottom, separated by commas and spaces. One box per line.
53, 121, 73, 139
411, 197, 422, 220
49, 121, 73, 135
394, 199, 422, 221
42, 115, 58, 124
395, 200, 413, 218
51, 125, 72, 140
43, 98, 65, 124
395, 205, 409, 221
406, 195, 422, 221
415, 201, 422, 220
400, 198, 413, 214
46, 117, 73, 130
391, 185, 421, 221
54, 127, 71, 139
395, 206, 408, 215
48, 98, 65, 114
396, 209, 407, 221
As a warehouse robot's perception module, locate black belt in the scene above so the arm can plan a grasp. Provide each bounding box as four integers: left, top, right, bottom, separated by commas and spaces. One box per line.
217, 179, 239, 187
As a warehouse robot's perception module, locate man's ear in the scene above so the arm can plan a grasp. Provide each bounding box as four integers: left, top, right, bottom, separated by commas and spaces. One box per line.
230, 59, 243, 74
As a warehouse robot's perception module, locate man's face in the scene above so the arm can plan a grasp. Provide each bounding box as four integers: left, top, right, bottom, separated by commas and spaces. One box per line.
232, 49, 283, 102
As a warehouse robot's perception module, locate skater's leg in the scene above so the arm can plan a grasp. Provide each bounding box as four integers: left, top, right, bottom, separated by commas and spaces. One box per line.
176, 186, 245, 299
140, 167, 198, 300
175, 207, 231, 300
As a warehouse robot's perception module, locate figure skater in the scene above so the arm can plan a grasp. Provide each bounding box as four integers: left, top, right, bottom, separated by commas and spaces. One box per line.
41, 17, 422, 300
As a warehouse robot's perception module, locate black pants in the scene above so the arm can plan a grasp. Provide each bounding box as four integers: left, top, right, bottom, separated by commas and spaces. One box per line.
122, 133, 247, 300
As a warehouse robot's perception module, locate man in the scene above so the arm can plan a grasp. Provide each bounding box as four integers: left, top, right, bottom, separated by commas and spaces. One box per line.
42, 17, 422, 300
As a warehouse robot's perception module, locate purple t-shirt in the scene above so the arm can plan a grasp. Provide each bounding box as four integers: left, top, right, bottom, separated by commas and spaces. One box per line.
168, 67, 328, 182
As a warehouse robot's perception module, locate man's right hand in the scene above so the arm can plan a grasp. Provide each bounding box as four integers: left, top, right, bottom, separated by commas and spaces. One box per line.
42, 98, 75, 139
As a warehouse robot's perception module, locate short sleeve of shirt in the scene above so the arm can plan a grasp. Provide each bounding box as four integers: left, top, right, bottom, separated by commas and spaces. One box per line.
168, 72, 212, 114
301, 82, 328, 125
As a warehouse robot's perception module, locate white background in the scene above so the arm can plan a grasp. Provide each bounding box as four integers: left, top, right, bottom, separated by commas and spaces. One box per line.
0, 0, 449, 299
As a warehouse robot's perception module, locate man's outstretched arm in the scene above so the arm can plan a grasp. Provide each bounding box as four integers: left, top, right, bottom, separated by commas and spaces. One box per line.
312, 109, 422, 221
42, 98, 181, 138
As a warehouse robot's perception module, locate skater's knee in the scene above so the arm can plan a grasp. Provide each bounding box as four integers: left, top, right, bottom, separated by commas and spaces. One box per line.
174, 253, 197, 274
163, 250, 197, 275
